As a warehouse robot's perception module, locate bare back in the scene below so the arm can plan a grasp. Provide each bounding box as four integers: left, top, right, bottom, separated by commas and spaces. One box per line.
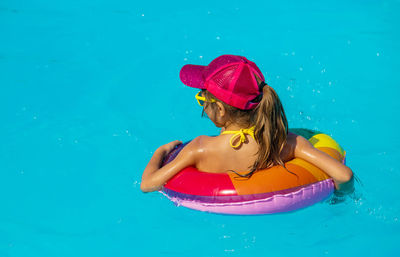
194, 133, 297, 173
196, 134, 295, 173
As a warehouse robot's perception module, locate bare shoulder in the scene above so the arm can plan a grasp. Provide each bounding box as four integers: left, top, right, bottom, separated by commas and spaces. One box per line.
287, 132, 300, 143
289, 132, 313, 151
287, 132, 309, 144
281, 132, 317, 161
181, 135, 216, 158
187, 135, 215, 148
281, 132, 303, 161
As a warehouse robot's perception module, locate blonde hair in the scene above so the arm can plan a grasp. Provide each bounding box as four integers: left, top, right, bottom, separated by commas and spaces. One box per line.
204, 83, 288, 177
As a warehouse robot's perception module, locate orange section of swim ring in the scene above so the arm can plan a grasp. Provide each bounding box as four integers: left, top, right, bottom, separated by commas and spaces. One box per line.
228, 146, 344, 195
228, 163, 319, 195
287, 158, 330, 182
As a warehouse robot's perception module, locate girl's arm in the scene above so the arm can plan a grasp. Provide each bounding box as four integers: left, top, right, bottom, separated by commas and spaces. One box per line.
293, 135, 354, 191
140, 139, 200, 192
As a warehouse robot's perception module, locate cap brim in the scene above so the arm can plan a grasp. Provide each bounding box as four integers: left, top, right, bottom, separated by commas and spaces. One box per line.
179, 64, 206, 89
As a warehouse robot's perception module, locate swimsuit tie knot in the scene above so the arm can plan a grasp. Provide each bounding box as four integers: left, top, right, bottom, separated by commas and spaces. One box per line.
229, 129, 247, 148
221, 127, 255, 148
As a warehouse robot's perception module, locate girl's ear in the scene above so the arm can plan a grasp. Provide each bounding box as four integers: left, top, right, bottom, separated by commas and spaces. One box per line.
216, 102, 226, 118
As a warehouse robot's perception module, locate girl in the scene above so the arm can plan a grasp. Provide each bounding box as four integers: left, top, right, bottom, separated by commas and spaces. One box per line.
141, 55, 353, 193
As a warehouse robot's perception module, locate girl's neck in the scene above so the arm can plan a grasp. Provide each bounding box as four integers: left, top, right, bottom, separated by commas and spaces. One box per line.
223, 123, 251, 131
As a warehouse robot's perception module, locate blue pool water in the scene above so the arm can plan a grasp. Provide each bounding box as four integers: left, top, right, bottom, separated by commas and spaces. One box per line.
1, 0, 399, 256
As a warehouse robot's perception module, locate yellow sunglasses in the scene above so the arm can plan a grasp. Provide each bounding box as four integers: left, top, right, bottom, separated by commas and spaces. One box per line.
195, 91, 216, 107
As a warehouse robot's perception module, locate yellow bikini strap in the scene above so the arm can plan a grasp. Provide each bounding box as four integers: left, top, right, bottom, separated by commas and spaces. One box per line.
221, 126, 255, 148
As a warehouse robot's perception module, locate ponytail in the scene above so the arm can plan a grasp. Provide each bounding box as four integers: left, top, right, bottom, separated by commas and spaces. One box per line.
240, 84, 289, 177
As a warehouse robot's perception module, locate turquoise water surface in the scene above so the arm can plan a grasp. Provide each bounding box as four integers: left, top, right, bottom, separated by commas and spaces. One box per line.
1, 0, 399, 256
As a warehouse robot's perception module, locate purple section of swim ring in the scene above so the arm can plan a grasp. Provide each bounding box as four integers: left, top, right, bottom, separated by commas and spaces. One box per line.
161, 179, 335, 215
162, 179, 334, 203
163, 181, 320, 203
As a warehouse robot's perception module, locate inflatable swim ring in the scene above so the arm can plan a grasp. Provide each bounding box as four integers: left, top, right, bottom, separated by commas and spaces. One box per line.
161, 128, 346, 215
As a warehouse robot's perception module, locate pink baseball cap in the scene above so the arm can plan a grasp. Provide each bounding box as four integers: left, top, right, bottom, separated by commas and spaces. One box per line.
180, 55, 265, 110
